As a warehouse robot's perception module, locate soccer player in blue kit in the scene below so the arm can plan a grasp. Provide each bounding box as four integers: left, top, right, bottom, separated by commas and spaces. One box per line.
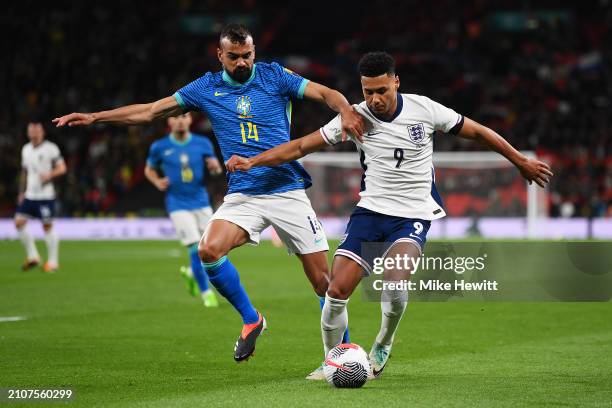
145, 112, 222, 307
53, 24, 363, 363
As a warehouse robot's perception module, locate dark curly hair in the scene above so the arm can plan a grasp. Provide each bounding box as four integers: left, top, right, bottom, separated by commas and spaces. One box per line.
358, 52, 396, 77
219, 23, 252, 45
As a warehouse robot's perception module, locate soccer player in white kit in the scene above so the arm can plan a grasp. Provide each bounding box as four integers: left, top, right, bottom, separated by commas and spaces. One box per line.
15, 121, 67, 272
226, 52, 553, 379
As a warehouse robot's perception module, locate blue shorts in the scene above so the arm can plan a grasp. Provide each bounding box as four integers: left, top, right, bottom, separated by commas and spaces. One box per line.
335, 207, 431, 275
15, 199, 56, 224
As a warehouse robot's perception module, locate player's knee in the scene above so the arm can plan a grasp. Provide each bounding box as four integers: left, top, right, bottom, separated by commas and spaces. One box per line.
327, 284, 350, 301
198, 240, 225, 263
14, 218, 26, 229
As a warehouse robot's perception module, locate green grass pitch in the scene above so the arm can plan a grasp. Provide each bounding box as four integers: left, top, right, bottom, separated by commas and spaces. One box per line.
1, 240, 611, 407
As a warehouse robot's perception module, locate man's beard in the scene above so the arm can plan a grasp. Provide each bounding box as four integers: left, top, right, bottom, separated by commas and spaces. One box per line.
228, 66, 252, 83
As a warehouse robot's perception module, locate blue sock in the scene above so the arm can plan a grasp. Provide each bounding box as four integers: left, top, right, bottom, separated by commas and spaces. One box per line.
319, 296, 350, 343
203, 256, 259, 324
188, 244, 209, 292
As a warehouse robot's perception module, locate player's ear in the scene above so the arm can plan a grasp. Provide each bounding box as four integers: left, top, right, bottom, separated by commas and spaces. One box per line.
394, 75, 400, 91
217, 47, 223, 63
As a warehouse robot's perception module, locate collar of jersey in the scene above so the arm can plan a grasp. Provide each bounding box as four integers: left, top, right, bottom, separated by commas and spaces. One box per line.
368, 92, 403, 123
222, 64, 257, 87
169, 133, 192, 146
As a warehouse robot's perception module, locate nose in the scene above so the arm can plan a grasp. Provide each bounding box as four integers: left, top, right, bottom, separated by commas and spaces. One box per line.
236, 59, 247, 67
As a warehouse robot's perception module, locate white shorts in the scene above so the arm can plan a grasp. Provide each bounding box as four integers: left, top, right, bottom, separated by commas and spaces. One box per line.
169, 207, 213, 246
211, 189, 329, 255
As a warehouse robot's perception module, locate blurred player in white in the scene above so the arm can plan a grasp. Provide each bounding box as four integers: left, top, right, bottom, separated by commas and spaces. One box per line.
227, 52, 553, 379
15, 121, 67, 272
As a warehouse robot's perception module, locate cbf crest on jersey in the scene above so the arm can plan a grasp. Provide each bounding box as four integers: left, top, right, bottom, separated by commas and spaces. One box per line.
179, 153, 189, 165
236, 95, 253, 118
407, 123, 426, 144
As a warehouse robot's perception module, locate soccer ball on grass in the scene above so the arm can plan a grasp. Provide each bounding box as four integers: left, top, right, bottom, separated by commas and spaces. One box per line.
323, 343, 371, 388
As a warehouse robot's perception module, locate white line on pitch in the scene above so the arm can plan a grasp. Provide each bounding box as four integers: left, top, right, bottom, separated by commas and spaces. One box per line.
0, 316, 26, 323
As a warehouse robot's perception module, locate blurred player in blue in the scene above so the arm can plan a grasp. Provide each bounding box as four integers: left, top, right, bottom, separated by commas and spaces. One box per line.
145, 112, 222, 307
54, 24, 362, 363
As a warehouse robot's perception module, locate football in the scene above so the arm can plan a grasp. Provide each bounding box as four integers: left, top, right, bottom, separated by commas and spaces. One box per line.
323, 343, 372, 388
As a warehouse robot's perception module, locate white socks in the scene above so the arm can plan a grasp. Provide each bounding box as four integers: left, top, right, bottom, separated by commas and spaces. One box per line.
320, 290, 407, 355
17, 226, 39, 261
44, 228, 59, 266
375, 291, 408, 347
321, 294, 349, 356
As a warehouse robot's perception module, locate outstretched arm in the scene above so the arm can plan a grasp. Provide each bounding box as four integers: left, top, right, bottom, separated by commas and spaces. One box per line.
53, 96, 183, 127
303, 82, 364, 141
226, 130, 328, 172
458, 117, 553, 187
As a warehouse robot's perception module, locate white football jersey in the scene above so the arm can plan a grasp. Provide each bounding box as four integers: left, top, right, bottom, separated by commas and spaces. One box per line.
320, 93, 463, 220
21, 140, 64, 200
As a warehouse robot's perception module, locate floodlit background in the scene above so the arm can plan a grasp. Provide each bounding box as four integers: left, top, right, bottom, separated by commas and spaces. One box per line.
1, 0, 610, 239
1, 2, 611, 407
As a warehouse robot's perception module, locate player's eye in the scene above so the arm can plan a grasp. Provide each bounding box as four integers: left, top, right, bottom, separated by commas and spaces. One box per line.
242, 53, 252, 59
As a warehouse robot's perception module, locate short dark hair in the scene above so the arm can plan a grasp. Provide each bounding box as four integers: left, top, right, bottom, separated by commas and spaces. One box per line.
358, 52, 396, 77
219, 23, 252, 45
27, 118, 43, 126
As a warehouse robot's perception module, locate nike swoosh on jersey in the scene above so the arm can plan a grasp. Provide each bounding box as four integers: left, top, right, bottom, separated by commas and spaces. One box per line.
164, 149, 174, 156
214, 91, 228, 97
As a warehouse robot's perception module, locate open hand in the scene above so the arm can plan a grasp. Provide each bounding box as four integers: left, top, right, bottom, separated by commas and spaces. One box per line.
340, 108, 365, 142
52, 112, 95, 127
518, 158, 553, 188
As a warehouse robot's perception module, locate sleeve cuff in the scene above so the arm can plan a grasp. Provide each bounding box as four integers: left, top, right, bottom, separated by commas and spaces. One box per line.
448, 115, 464, 135
174, 92, 186, 108
320, 128, 333, 145
297, 79, 309, 99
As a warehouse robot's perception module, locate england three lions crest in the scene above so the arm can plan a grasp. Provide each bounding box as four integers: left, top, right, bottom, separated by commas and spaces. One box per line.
407, 123, 426, 144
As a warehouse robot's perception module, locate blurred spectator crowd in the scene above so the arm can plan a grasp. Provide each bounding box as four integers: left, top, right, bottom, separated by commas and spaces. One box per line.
1, 0, 610, 217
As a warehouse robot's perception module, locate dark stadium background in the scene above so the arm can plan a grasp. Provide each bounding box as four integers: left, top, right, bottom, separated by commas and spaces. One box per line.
1, 0, 610, 219
2, 3, 611, 406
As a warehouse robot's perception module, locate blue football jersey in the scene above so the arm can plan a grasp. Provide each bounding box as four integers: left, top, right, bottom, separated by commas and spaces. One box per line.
174, 62, 312, 196
146, 133, 215, 212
